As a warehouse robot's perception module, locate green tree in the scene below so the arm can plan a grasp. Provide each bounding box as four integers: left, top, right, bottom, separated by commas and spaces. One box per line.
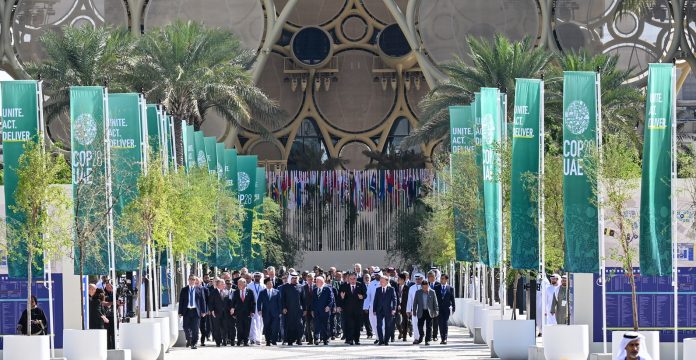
585, 134, 642, 330
5, 138, 72, 335
131, 20, 282, 163
546, 51, 644, 149
25, 26, 134, 148
405, 34, 553, 146
363, 147, 429, 169
254, 197, 301, 267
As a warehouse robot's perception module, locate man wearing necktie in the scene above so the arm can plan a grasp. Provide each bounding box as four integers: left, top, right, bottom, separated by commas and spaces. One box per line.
434, 274, 455, 344
337, 272, 366, 345
372, 275, 397, 346
230, 278, 256, 346
178, 275, 207, 349
258, 277, 282, 346
302, 272, 316, 344
311, 276, 335, 345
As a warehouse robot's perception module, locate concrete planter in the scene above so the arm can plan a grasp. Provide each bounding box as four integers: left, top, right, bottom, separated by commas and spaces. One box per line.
464, 301, 478, 330
63, 329, 107, 360
458, 299, 476, 327
685, 338, 696, 359
473, 305, 488, 331
2, 335, 50, 360
482, 310, 502, 346
543, 324, 589, 360
492, 320, 535, 360
611, 330, 660, 360
143, 317, 171, 351
120, 322, 161, 360
164, 311, 179, 347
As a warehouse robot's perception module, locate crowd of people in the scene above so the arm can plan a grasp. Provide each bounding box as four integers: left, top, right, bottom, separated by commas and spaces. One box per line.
87, 277, 117, 349
177, 264, 456, 349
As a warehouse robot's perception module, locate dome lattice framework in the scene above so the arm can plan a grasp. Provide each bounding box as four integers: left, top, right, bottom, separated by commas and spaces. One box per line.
0, 0, 694, 170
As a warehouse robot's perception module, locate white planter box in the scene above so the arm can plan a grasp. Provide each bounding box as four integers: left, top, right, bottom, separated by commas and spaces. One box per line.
2, 335, 50, 360
483, 310, 502, 346
459, 299, 476, 327
474, 305, 488, 331
464, 301, 478, 330
143, 317, 170, 351
493, 320, 535, 360
63, 329, 107, 360
684, 338, 696, 359
120, 322, 161, 360
164, 311, 179, 347
543, 324, 589, 360
611, 331, 660, 360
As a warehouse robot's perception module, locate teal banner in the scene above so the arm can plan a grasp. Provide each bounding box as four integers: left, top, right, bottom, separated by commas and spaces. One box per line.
639, 63, 675, 276
146, 105, 161, 155
473, 93, 489, 266
562, 71, 599, 273
224, 148, 238, 193
70, 86, 110, 275
449, 105, 478, 262
216, 143, 225, 180
510, 79, 542, 270
194, 131, 206, 168
237, 155, 257, 266
480, 88, 502, 268
1, 80, 42, 278
109, 93, 146, 271
204, 136, 217, 176
252, 166, 266, 270
183, 123, 194, 172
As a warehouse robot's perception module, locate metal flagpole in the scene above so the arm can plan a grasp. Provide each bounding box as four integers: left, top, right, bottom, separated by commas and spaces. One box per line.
538, 76, 547, 332
595, 70, 608, 352
671, 62, 678, 360
103, 86, 119, 342
168, 114, 178, 308
500, 91, 507, 318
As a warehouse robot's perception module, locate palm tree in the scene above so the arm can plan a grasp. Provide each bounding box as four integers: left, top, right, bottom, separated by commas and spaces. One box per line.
545, 51, 644, 150
131, 20, 282, 164
25, 26, 135, 149
405, 34, 553, 147
363, 147, 429, 169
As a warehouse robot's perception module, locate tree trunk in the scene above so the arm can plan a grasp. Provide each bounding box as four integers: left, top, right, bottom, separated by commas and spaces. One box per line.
511, 271, 520, 320
27, 246, 33, 336
629, 272, 639, 331
136, 241, 147, 324
79, 246, 85, 330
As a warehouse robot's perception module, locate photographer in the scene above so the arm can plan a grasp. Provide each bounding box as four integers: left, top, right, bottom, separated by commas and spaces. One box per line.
17, 295, 48, 335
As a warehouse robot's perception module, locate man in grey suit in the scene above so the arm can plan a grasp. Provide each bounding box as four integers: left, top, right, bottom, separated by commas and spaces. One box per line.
412, 280, 439, 345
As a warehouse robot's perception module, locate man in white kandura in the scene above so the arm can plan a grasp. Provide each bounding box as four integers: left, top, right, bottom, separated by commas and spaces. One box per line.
362, 268, 382, 344
249, 272, 264, 345
406, 273, 424, 343
545, 274, 560, 325
615, 332, 653, 360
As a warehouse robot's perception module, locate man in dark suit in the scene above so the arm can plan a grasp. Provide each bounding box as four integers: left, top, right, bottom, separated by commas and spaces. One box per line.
396, 271, 411, 341
426, 271, 441, 341
178, 275, 207, 349
267, 266, 284, 289
257, 277, 282, 346
280, 272, 304, 346
434, 274, 455, 344
230, 278, 256, 346
199, 274, 214, 346
223, 281, 236, 345
337, 272, 366, 345
208, 279, 228, 347
302, 273, 315, 344
372, 275, 397, 345
311, 276, 335, 345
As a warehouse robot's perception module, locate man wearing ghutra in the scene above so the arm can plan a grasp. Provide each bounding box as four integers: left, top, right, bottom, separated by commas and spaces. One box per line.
281, 272, 304, 346
249, 272, 264, 345
615, 332, 653, 360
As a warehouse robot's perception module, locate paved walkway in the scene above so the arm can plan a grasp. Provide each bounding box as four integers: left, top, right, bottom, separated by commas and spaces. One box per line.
165, 326, 494, 359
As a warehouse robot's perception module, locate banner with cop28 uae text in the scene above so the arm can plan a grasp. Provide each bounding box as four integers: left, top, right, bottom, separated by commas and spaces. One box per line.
2, 81, 42, 278
480, 88, 502, 268
449, 105, 478, 262
639, 63, 675, 276
511, 79, 542, 270
194, 131, 206, 168
252, 166, 267, 270
71, 86, 110, 275
109, 93, 146, 271
183, 123, 195, 172
563, 71, 599, 273
237, 155, 258, 266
